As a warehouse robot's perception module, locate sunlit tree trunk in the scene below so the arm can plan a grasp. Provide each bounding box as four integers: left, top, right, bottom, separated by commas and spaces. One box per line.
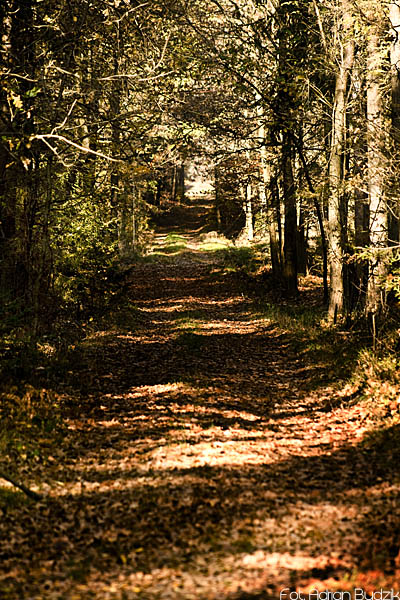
241, 180, 254, 241
366, 8, 388, 315
389, 1, 400, 244
390, 1, 400, 145
327, 0, 354, 321
274, 178, 284, 268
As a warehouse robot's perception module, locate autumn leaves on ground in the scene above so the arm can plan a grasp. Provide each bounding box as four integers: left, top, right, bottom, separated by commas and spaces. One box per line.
2, 199, 400, 600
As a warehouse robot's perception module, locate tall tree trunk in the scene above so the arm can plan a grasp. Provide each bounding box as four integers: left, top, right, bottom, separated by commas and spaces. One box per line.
110, 25, 133, 261
390, 1, 400, 145
327, 0, 354, 321
366, 11, 388, 315
0, 0, 37, 307
389, 1, 400, 244
276, 0, 298, 296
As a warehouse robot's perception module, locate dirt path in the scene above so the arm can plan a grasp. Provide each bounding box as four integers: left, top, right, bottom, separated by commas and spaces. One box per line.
1, 201, 399, 599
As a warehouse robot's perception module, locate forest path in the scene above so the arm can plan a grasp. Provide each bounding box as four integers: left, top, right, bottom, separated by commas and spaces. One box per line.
2, 199, 396, 599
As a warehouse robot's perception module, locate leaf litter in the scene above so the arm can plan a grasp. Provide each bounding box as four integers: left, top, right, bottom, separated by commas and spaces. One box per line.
1, 202, 400, 599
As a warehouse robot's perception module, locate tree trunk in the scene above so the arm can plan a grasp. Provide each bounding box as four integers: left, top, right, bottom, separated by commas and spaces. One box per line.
282, 132, 298, 296
297, 200, 307, 275
171, 165, 177, 202
214, 164, 222, 230
241, 181, 254, 241
389, 1, 400, 244
178, 163, 185, 203
390, 1, 400, 145
110, 27, 134, 261
327, 0, 354, 321
273, 178, 283, 268
0, 0, 37, 308
366, 15, 388, 315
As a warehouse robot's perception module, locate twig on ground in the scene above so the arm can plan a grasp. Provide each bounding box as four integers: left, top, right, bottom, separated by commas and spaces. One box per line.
0, 469, 42, 501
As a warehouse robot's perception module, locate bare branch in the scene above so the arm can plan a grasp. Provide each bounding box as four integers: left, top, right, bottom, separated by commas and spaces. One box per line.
34, 134, 121, 162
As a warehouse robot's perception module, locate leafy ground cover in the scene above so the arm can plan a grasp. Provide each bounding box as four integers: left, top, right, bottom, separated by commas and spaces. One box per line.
1, 200, 400, 599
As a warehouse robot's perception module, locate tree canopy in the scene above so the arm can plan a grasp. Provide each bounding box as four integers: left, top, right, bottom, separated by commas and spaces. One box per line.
2, 0, 400, 330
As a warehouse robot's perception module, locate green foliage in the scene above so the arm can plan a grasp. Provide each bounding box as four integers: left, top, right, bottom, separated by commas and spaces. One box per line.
161, 243, 187, 254
146, 231, 189, 260
163, 233, 188, 254
199, 240, 229, 252
52, 192, 119, 315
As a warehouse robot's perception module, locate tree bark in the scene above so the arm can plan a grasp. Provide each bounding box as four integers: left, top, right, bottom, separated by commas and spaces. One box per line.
327, 0, 354, 321
390, 1, 400, 145
282, 132, 298, 296
389, 1, 400, 244
241, 180, 254, 241
366, 13, 388, 315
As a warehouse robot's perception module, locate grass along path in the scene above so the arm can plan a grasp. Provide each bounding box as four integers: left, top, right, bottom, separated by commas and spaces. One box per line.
1, 202, 400, 599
